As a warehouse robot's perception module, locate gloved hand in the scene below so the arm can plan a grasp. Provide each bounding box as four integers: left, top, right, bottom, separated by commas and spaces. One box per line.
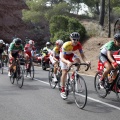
112, 62, 118, 69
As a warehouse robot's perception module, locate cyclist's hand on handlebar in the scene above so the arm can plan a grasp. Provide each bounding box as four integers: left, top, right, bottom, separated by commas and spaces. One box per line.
67, 61, 72, 68
112, 62, 118, 69
85, 60, 91, 65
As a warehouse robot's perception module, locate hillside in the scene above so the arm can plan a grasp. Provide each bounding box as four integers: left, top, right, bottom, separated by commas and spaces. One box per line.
77, 20, 113, 76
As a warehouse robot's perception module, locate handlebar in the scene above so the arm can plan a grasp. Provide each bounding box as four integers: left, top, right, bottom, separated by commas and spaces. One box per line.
67, 63, 90, 72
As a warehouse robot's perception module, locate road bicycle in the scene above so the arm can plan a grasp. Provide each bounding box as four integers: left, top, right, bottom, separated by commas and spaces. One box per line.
94, 63, 120, 101
48, 62, 61, 90
24, 58, 34, 80
64, 63, 90, 109
114, 18, 120, 34
9, 57, 24, 88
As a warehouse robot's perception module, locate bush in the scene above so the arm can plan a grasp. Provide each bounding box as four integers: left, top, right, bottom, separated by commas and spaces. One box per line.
49, 15, 86, 43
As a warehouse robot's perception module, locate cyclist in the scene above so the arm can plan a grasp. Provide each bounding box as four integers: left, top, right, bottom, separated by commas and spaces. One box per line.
42, 42, 51, 55
8, 38, 24, 76
0, 39, 6, 67
24, 40, 36, 71
49, 39, 63, 82
99, 33, 120, 88
24, 40, 36, 60
60, 32, 90, 99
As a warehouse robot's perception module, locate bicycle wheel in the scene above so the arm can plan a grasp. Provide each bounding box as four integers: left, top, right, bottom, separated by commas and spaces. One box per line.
94, 71, 107, 98
57, 71, 62, 91
0, 59, 3, 74
114, 18, 120, 34
49, 67, 57, 89
115, 78, 120, 101
29, 63, 34, 80
10, 71, 16, 84
17, 66, 24, 88
73, 75, 87, 109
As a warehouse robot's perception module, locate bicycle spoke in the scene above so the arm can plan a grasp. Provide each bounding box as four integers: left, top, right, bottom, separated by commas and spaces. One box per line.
17, 66, 24, 88
73, 75, 87, 109
94, 71, 107, 98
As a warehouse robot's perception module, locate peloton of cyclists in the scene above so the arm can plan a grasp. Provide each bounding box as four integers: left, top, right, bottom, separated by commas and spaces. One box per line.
60, 32, 91, 99
8, 38, 24, 76
99, 32, 120, 89
49, 39, 63, 82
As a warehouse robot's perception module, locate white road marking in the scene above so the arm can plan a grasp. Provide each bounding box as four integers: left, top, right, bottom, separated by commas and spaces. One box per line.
3, 66, 120, 111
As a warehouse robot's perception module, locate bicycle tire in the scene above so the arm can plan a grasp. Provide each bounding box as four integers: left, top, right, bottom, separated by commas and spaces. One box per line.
49, 67, 57, 89
73, 75, 87, 109
10, 72, 15, 84
65, 73, 70, 98
17, 66, 24, 88
94, 71, 107, 98
115, 78, 120, 101
114, 18, 120, 34
57, 72, 62, 91
0, 59, 3, 74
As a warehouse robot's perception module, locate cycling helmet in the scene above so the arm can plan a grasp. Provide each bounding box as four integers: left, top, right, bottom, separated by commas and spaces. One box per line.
114, 33, 120, 41
70, 32, 80, 39
46, 42, 51, 45
14, 38, 22, 45
29, 40, 34, 45
6, 43, 9, 46
0, 39, 4, 44
56, 39, 63, 46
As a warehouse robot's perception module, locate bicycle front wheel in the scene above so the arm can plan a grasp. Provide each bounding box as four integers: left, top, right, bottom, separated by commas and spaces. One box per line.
49, 67, 57, 89
17, 66, 24, 88
73, 75, 87, 109
0, 59, 3, 74
10, 72, 16, 84
94, 71, 107, 98
115, 78, 120, 101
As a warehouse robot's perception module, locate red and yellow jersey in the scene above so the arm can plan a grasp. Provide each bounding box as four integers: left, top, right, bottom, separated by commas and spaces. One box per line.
51, 46, 60, 59
61, 41, 83, 55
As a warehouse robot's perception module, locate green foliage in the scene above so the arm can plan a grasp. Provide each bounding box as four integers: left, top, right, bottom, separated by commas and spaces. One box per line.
45, 2, 72, 20
50, 15, 86, 43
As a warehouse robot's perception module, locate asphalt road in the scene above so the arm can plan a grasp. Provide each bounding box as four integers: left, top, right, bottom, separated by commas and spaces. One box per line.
0, 66, 120, 120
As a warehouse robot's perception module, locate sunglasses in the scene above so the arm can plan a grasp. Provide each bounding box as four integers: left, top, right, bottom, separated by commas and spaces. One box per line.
73, 39, 79, 41
16, 43, 20, 45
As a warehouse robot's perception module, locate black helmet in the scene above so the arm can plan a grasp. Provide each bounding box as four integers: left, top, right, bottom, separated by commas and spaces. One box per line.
114, 33, 120, 41
14, 38, 22, 45
70, 32, 80, 39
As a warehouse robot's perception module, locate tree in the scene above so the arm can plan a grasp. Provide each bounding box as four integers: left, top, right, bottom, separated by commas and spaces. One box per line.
99, 0, 105, 27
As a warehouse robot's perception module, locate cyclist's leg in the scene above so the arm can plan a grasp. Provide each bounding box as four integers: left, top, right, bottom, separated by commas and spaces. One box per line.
24, 53, 30, 71
99, 53, 112, 88
60, 60, 68, 99
50, 56, 58, 82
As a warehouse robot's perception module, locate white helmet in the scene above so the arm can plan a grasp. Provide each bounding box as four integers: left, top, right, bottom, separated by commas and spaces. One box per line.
46, 42, 51, 45
56, 39, 63, 46
29, 40, 34, 45
6, 43, 9, 46
0, 39, 4, 44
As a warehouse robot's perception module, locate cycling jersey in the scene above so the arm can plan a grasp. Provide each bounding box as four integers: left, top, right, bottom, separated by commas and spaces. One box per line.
51, 46, 60, 59
9, 43, 24, 53
24, 44, 36, 57
0, 44, 6, 54
61, 41, 83, 57
100, 40, 120, 56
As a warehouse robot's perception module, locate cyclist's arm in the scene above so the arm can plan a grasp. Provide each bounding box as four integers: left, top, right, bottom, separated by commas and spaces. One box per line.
107, 50, 115, 63
9, 51, 13, 58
